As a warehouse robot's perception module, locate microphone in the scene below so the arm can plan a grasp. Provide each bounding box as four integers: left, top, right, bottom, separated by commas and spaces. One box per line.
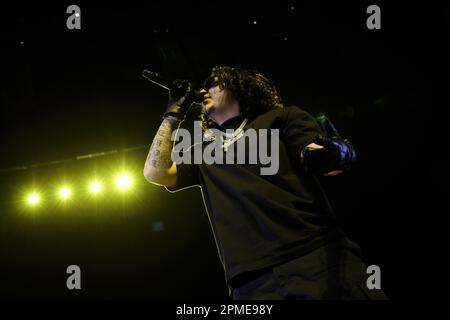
142, 69, 205, 103
142, 69, 172, 91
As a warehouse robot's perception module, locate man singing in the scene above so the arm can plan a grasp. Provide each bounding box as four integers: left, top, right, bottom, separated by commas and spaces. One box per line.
143, 66, 387, 300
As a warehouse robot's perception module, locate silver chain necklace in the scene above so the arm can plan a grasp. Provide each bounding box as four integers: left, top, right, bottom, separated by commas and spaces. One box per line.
204, 118, 248, 152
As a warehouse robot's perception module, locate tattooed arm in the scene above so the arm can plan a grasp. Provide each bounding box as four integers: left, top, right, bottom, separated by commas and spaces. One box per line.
143, 116, 180, 187
144, 78, 203, 187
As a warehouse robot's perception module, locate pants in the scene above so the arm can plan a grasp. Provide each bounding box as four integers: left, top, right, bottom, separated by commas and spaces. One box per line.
230, 241, 388, 300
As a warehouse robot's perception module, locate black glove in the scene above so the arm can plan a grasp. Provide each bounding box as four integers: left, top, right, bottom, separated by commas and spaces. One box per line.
301, 136, 356, 174
163, 80, 202, 119
301, 113, 356, 174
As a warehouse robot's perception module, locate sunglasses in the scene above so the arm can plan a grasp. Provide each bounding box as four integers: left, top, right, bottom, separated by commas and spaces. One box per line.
203, 76, 219, 90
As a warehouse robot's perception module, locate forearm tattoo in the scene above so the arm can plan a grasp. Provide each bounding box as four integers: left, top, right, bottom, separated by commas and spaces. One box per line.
146, 117, 179, 170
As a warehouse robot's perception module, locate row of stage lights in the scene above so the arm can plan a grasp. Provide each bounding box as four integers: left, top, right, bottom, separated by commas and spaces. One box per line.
24, 172, 134, 207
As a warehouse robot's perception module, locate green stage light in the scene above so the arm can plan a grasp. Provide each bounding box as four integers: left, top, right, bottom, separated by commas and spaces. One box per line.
26, 192, 41, 206
58, 187, 72, 199
116, 173, 132, 190
89, 181, 102, 193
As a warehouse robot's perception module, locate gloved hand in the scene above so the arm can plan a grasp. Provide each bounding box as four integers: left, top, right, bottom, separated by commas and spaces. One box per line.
301, 113, 356, 174
163, 80, 202, 119
301, 136, 356, 174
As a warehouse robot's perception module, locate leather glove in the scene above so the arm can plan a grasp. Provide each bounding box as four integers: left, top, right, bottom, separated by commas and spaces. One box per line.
163, 80, 203, 119
301, 113, 356, 174
301, 136, 356, 174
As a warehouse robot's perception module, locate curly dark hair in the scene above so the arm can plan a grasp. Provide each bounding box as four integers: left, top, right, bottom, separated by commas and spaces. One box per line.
200, 66, 283, 129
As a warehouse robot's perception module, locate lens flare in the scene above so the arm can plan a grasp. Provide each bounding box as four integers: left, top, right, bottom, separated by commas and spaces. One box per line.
116, 174, 132, 190
58, 187, 72, 199
89, 181, 102, 193
26, 193, 41, 205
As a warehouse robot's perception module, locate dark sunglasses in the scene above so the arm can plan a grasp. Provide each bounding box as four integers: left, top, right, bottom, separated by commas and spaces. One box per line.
203, 76, 219, 90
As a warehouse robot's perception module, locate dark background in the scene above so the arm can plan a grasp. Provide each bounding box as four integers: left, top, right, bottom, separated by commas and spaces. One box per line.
0, 1, 448, 299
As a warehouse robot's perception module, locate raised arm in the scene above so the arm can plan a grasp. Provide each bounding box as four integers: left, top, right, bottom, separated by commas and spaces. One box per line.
143, 116, 180, 187
143, 79, 203, 187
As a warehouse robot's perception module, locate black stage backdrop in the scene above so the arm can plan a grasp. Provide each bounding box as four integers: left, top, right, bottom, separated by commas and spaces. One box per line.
0, 1, 448, 300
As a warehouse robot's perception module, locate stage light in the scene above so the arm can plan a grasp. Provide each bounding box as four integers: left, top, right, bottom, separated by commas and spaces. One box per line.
26, 193, 41, 206
89, 181, 102, 193
116, 173, 132, 190
58, 187, 72, 199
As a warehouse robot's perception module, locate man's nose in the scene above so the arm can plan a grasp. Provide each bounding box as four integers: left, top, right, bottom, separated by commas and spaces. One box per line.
200, 88, 210, 98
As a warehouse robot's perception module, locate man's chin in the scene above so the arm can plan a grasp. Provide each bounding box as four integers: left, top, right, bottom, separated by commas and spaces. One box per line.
204, 104, 216, 115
